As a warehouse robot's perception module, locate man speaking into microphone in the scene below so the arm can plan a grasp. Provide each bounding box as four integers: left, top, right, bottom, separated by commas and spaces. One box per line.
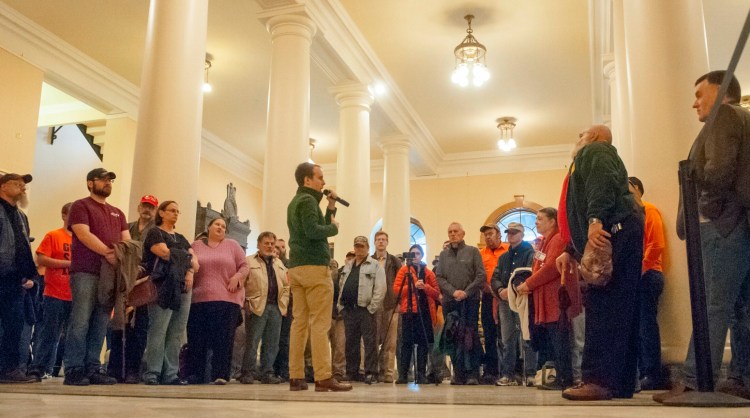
286, 162, 352, 392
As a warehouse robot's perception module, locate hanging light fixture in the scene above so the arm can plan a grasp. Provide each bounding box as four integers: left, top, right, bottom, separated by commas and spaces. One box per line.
451, 14, 490, 88
496, 117, 517, 152
203, 54, 213, 93
308, 138, 316, 163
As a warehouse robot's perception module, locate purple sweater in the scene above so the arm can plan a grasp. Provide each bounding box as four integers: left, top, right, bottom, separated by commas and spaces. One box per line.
191, 239, 249, 306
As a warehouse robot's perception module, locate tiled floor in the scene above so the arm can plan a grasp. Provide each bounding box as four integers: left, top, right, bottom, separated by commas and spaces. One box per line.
0, 379, 748, 417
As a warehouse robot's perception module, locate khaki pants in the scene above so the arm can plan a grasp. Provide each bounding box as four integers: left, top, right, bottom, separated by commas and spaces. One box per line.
289, 265, 333, 381
377, 309, 399, 380
329, 318, 346, 378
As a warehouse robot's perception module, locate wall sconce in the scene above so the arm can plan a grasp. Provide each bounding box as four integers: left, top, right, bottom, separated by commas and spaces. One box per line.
203, 54, 213, 93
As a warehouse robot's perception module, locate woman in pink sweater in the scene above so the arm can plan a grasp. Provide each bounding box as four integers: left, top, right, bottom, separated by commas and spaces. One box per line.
186, 218, 249, 384
516, 207, 581, 390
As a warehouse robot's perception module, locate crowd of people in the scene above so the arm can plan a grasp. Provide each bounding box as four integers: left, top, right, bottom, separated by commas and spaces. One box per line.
0, 70, 748, 403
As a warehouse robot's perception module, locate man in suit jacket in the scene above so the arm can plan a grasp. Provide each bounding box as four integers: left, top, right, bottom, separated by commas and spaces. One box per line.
658, 70, 750, 402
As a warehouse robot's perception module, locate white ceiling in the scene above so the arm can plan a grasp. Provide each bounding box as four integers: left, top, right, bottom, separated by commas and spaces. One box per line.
3, 0, 750, 175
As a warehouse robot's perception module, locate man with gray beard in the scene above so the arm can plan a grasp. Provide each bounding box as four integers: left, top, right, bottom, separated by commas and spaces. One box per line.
0, 173, 37, 384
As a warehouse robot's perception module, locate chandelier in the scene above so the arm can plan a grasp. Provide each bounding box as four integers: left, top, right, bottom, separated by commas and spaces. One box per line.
496, 117, 517, 152
451, 15, 490, 88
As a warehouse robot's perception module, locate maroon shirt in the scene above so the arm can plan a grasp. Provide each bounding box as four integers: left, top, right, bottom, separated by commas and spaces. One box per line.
68, 197, 128, 275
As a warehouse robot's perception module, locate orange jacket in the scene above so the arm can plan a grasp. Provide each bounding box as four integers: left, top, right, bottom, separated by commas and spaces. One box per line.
642, 201, 665, 273
393, 264, 440, 323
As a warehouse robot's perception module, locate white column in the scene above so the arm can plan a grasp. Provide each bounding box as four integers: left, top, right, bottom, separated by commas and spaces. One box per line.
380, 135, 411, 254
261, 14, 316, 239
130, 0, 208, 237
614, 0, 709, 363
330, 81, 373, 252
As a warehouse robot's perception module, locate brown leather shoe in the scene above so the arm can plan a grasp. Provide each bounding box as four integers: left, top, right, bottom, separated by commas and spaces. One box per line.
315, 377, 353, 392
653, 382, 691, 403
562, 382, 613, 401
289, 378, 309, 391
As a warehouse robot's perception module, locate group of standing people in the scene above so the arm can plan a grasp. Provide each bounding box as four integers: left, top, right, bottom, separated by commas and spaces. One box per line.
1, 70, 748, 405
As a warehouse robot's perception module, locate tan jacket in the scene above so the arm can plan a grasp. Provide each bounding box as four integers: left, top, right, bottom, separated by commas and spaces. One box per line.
244, 253, 290, 316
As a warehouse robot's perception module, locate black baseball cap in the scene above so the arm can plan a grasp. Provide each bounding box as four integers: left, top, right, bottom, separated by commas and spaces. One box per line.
0, 173, 32, 186
86, 168, 116, 181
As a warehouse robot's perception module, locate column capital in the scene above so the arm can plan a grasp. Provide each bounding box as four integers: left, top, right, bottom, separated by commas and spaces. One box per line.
265, 14, 317, 42
378, 135, 411, 154
330, 81, 374, 109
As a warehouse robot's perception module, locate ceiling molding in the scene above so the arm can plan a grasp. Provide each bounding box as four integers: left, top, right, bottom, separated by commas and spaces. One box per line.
322, 144, 570, 184
0, 1, 139, 116
0, 2, 265, 188
201, 129, 264, 188
303, 0, 444, 175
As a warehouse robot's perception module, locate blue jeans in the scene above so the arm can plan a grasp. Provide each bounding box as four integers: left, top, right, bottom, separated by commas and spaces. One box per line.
0, 288, 24, 373
242, 304, 282, 376
30, 296, 71, 375
683, 220, 750, 387
144, 292, 191, 382
498, 299, 536, 378
64, 273, 110, 372
728, 277, 750, 385
18, 322, 32, 372
638, 269, 664, 379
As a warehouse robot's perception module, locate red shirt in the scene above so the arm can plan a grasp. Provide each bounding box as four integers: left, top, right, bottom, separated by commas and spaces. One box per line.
36, 228, 72, 301
68, 197, 128, 275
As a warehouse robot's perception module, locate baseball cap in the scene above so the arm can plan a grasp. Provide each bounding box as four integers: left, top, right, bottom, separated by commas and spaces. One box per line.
86, 168, 116, 181
0, 173, 32, 186
353, 236, 369, 247
505, 222, 525, 234
480, 223, 500, 233
140, 195, 159, 207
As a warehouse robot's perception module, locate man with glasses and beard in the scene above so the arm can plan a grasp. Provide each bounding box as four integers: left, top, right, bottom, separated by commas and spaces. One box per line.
63, 168, 130, 386
0, 173, 37, 383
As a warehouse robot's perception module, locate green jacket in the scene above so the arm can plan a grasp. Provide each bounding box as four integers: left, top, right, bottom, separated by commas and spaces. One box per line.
566, 142, 636, 256
287, 186, 338, 268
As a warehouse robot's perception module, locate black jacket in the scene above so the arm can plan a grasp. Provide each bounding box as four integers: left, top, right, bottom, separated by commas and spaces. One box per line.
153, 248, 191, 311
491, 241, 535, 293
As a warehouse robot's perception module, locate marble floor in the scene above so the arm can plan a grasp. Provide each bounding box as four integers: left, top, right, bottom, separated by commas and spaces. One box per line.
0, 379, 748, 417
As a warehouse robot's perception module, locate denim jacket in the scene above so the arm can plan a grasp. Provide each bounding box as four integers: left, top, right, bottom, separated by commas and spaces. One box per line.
337, 255, 386, 314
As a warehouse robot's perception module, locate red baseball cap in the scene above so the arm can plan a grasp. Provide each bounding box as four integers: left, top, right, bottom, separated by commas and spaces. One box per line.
140, 195, 158, 207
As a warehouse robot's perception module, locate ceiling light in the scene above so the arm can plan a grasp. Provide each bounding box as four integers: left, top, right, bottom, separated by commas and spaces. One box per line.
203, 56, 213, 93
452, 15, 490, 88
308, 138, 316, 163
371, 81, 387, 96
496, 117, 517, 152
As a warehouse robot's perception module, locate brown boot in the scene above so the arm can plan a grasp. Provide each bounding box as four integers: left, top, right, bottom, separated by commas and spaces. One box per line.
289, 378, 309, 391
653, 382, 691, 403
315, 377, 353, 392
562, 382, 613, 401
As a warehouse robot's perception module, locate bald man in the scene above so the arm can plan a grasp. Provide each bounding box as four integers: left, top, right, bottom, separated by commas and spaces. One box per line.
556, 125, 644, 401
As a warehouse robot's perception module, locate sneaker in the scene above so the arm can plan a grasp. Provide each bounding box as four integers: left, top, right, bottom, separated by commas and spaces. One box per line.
496, 376, 518, 386
63, 368, 90, 386
260, 374, 282, 384
213, 378, 227, 385
465, 377, 479, 385
26, 369, 43, 382
363, 374, 377, 385
143, 376, 159, 385
0, 369, 36, 384
88, 370, 117, 385
239, 373, 255, 384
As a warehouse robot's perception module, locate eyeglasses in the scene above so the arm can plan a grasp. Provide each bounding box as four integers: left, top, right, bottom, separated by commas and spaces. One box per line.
94, 178, 115, 184
4, 181, 26, 188
165, 209, 180, 214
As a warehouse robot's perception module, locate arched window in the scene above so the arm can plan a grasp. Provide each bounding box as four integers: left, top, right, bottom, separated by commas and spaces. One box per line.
480, 197, 543, 245
370, 217, 428, 260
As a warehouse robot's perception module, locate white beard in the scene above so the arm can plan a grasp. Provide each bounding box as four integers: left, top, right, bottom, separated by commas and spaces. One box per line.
17, 193, 29, 209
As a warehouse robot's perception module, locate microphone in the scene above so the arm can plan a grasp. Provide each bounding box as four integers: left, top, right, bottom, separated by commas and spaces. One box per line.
323, 189, 350, 207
